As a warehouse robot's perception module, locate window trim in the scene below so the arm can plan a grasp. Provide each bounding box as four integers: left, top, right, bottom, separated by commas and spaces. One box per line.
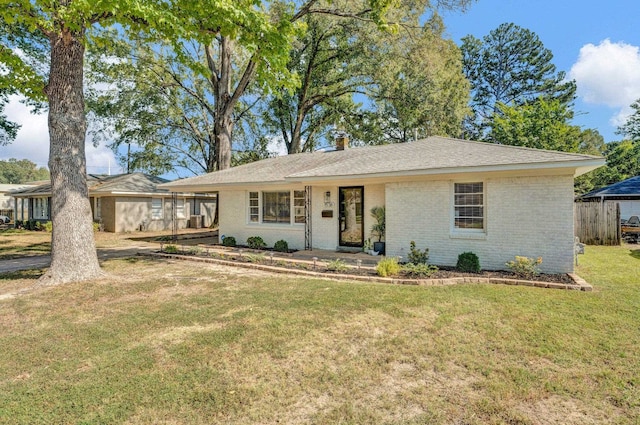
247, 189, 305, 226
451, 181, 485, 235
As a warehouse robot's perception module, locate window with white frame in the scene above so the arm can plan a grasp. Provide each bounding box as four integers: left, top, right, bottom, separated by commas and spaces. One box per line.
263, 191, 291, 223
151, 197, 163, 219
248, 190, 305, 224
249, 192, 259, 222
175, 198, 186, 219
293, 190, 306, 224
453, 182, 484, 230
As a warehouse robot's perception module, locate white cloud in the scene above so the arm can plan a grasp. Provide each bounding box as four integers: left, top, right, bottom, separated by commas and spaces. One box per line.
570, 39, 640, 108
1, 95, 120, 175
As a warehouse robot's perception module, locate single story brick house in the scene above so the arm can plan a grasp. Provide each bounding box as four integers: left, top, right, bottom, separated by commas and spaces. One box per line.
577, 175, 640, 222
162, 137, 603, 273
11, 173, 216, 232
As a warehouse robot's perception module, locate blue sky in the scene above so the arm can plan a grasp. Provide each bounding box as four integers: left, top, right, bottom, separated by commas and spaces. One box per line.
2, 0, 640, 175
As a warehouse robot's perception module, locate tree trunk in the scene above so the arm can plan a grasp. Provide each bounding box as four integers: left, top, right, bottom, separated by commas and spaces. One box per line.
39, 27, 103, 285
215, 116, 233, 170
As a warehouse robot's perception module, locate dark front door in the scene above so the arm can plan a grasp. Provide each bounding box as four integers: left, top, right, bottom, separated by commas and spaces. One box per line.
339, 186, 364, 247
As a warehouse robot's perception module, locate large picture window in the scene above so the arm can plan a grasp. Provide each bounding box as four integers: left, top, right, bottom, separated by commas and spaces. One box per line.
262, 191, 291, 223
248, 190, 305, 225
454, 182, 484, 230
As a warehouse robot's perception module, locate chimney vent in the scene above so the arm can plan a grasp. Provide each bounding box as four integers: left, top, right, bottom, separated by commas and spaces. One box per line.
335, 136, 349, 151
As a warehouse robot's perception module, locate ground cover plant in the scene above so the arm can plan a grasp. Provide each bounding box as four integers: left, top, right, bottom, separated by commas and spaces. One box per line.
0, 245, 639, 423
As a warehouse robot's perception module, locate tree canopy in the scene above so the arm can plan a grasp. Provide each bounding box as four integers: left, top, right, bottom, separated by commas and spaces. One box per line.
0, 158, 49, 183
460, 22, 576, 140
489, 98, 581, 152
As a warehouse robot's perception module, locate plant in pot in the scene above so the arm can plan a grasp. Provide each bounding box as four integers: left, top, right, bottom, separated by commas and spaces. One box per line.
370, 206, 386, 255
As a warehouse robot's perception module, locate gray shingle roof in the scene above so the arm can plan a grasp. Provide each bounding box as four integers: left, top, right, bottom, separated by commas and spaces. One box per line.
579, 175, 640, 198
163, 137, 603, 190
11, 173, 170, 197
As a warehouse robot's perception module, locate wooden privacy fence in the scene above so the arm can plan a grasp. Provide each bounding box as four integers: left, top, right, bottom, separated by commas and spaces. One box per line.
574, 201, 620, 245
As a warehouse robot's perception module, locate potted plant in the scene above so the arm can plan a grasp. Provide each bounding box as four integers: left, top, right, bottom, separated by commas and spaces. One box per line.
370, 206, 385, 255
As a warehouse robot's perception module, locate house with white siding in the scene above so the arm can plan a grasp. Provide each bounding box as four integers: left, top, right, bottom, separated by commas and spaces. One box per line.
162, 137, 604, 273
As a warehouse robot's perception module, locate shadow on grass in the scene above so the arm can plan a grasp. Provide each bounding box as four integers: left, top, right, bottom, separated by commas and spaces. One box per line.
0, 242, 51, 258
630, 249, 640, 260
0, 269, 44, 281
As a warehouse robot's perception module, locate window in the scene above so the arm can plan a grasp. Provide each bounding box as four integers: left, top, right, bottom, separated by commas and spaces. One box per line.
34, 197, 49, 219
248, 190, 305, 225
263, 191, 291, 223
294, 190, 306, 224
454, 182, 484, 230
151, 198, 163, 219
175, 198, 185, 219
94, 198, 102, 219
249, 192, 259, 222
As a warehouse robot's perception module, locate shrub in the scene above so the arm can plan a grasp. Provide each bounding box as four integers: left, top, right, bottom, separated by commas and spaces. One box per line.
222, 236, 236, 247
247, 236, 266, 249
187, 247, 202, 255
376, 257, 401, 277
408, 241, 429, 265
505, 256, 542, 278
402, 263, 438, 278
273, 239, 289, 252
43, 221, 53, 233
457, 252, 481, 273
326, 258, 349, 272
245, 253, 266, 263
164, 244, 179, 254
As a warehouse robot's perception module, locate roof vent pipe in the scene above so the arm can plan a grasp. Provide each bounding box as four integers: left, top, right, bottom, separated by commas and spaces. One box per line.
335, 135, 349, 151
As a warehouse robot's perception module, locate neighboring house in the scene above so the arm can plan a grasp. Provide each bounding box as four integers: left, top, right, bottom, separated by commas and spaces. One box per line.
577, 175, 640, 222
162, 136, 603, 273
0, 183, 37, 220
11, 173, 216, 232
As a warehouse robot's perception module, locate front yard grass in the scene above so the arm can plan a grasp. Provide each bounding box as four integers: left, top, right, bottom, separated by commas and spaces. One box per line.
0, 245, 638, 424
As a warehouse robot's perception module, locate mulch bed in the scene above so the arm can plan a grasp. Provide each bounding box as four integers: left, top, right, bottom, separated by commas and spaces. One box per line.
156, 248, 577, 286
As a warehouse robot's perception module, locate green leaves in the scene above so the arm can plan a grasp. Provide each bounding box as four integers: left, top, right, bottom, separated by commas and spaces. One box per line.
490, 98, 581, 152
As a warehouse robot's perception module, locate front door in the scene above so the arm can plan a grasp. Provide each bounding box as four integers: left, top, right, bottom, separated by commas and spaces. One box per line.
339, 186, 364, 247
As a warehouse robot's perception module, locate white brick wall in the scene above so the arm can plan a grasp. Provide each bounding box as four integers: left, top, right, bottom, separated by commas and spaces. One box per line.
311, 186, 337, 249
386, 175, 575, 273
218, 176, 575, 273
219, 188, 305, 249
220, 184, 385, 251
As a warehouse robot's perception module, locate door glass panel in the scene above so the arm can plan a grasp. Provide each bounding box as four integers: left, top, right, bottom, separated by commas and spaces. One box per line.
339, 187, 364, 246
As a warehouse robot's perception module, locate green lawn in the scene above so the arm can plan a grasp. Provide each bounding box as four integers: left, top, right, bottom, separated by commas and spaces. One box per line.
0, 245, 638, 424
